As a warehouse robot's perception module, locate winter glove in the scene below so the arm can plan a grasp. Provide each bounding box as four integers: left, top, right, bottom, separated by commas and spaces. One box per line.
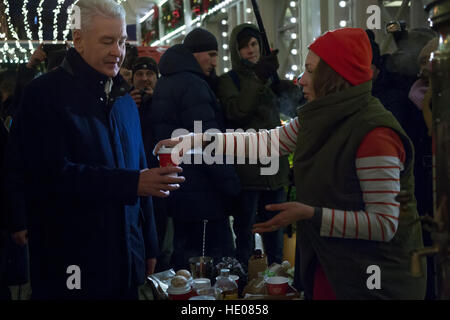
254, 49, 280, 82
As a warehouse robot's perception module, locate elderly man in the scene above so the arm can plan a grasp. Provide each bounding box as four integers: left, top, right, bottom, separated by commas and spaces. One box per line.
4, 0, 184, 299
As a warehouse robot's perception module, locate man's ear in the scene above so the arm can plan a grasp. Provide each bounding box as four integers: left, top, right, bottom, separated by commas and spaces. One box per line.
72, 30, 83, 54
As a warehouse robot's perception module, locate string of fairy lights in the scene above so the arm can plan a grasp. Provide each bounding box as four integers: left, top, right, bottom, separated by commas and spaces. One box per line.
0, 0, 263, 64
53, 0, 66, 43
0, 0, 128, 64
37, 0, 45, 43
22, 0, 34, 53
63, 1, 76, 42
1, 0, 27, 64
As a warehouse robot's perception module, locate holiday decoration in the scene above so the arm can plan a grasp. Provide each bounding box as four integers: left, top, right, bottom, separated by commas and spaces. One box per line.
161, 0, 184, 34
141, 5, 159, 46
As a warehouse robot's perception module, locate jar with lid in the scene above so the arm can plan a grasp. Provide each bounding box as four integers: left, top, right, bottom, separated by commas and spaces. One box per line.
214, 268, 238, 300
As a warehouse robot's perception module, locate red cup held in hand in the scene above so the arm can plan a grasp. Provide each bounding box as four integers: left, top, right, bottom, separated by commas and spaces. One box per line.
158, 146, 178, 167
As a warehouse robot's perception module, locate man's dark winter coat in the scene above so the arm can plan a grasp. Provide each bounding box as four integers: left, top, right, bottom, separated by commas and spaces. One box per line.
4, 48, 158, 299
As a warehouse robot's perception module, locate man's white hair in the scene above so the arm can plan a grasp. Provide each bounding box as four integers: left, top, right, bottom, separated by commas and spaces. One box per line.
74, 0, 126, 32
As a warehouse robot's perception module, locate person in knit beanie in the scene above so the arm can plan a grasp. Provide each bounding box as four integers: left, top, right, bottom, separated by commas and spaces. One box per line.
183, 28, 218, 77
183, 28, 218, 54
129, 56, 159, 109
299, 27, 373, 101
272, 28, 424, 299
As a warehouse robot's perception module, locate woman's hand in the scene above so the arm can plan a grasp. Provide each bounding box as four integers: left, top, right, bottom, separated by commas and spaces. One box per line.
153, 133, 199, 157
252, 202, 315, 233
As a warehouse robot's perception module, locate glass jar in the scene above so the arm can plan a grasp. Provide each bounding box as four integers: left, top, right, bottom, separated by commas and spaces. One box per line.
214, 269, 238, 300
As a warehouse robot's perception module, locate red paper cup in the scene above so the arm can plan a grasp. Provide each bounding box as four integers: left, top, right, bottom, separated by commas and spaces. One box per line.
266, 276, 289, 295
167, 285, 194, 300
158, 146, 177, 167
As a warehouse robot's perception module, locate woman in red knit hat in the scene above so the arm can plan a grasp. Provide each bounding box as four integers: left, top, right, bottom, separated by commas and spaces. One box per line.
154, 28, 426, 300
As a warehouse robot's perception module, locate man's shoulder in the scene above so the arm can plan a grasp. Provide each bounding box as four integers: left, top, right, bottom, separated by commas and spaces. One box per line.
159, 71, 210, 96
26, 67, 71, 92
163, 70, 205, 82
116, 93, 138, 113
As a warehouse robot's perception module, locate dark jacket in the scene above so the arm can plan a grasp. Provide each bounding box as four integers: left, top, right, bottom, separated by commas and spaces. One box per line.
0, 121, 10, 299
137, 93, 159, 169
217, 24, 290, 190
150, 44, 240, 221
2, 65, 37, 130
136, 92, 170, 258
4, 48, 158, 299
373, 60, 433, 218
373, 63, 417, 137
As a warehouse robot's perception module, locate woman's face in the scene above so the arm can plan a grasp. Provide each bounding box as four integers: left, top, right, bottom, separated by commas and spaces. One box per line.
299, 51, 320, 102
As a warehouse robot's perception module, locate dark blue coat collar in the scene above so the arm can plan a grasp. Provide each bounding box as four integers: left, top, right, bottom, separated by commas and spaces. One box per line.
63, 48, 130, 102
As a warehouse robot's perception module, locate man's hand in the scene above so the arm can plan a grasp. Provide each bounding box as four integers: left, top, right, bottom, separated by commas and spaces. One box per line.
27, 44, 46, 69
130, 89, 142, 106
146, 258, 157, 276
254, 49, 280, 82
143, 87, 153, 96
252, 202, 314, 234
138, 167, 185, 198
11, 230, 28, 246
130, 88, 153, 107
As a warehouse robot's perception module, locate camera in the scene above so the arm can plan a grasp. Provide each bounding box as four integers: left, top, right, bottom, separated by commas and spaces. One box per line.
42, 44, 67, 55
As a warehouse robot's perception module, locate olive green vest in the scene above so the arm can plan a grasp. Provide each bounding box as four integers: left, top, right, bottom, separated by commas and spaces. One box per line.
294, 82, 426, 299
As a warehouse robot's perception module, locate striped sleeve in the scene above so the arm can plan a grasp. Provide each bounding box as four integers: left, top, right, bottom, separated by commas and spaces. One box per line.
319, 127, 406, 242
220, 117, 300, 159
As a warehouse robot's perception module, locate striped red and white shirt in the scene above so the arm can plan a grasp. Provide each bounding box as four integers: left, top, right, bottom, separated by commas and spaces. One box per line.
218, 117, 404, 242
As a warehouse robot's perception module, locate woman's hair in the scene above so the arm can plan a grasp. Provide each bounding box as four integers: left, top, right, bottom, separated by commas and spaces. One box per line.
312, 58, 351, 98
74, 0, 126, 33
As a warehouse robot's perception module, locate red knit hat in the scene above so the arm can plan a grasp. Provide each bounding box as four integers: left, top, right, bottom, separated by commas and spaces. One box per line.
309, 28, 373, 86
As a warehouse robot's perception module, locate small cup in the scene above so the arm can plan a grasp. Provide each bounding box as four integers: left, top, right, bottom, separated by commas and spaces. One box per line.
158, 146, 177, 168
265, 276, 289, 296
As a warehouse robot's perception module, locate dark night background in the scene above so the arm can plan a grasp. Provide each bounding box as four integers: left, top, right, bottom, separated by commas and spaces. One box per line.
6, 0, 136, 41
